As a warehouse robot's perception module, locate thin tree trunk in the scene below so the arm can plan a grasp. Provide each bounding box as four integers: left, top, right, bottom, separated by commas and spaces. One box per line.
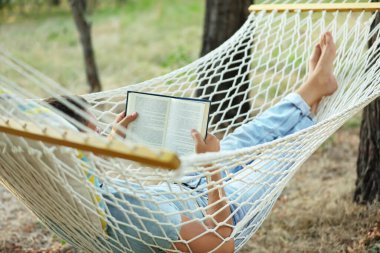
197, 0, 253, 127
50, 0, 60, 6
354, 0, 380, 204
69, 0, 102, 92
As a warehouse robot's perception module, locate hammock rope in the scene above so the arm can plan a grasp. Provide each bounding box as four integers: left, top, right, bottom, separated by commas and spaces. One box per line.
0, 2, 380, 252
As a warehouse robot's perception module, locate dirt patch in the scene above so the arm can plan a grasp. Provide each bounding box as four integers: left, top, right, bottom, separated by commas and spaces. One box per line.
242, 129, 380, 253
0, 187, 78, 253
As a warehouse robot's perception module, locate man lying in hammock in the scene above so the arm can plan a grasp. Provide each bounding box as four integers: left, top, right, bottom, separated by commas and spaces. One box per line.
46, 32, 337, 253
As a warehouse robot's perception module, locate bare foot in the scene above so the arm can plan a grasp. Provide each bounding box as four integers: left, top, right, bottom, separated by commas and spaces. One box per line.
308, 44, 322, 114
297, 32, 338, 108
309, 43, 322, 74
314, 32, 338, 96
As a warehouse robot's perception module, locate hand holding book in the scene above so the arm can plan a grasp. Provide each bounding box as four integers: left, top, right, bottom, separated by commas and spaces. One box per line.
125, 91, 211, 156
108, 112, 138, 140
191, 129, 220, 153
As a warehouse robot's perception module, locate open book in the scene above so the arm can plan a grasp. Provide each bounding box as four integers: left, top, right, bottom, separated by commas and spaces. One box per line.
126, 91, 211, 156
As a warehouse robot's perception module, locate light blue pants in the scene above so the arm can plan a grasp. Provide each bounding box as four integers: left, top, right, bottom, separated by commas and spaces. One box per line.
104, 92, 314, 252
221, 92, 314, 152
220, 92, 315, 224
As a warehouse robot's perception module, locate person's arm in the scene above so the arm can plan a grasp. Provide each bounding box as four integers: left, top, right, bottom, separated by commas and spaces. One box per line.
191, 129, 233, 236
205, 170, 233, 237
172, 215, 234, 253
171, 130, 234, 253
108, 112, 138, 140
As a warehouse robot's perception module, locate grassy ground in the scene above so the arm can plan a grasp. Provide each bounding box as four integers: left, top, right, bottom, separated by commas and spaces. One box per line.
0, 1, 379, 252
0, 0, 204, 94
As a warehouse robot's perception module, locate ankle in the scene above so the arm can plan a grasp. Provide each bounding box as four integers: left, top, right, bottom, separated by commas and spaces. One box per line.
296, 82, 322, 107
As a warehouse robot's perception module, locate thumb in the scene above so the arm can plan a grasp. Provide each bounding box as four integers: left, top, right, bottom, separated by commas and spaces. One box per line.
205, 133, 217, 143
191, 129, 204, 145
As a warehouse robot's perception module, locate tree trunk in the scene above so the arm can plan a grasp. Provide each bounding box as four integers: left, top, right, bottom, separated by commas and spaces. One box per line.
354, 0, 380, 204
50, 0, 61, 6
197, 0, 253, 127
69, 0, 102, 93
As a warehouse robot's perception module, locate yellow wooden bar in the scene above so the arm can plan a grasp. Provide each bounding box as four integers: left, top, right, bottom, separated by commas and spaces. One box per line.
0, 118, 181, 170
249, 3, 380, 13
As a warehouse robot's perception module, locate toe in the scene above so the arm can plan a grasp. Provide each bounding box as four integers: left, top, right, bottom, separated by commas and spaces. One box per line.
309, 44, 322, 70
320, 34, 325, 47
313, 44, 321, 56
323, 33, 328, 46
325, 33, 337, 56
325, 32, 333, 44
315, 44, 322, 57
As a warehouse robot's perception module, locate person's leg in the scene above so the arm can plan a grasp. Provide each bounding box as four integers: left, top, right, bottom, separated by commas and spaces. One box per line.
225, 32, 338, 227
221, 32, 337, 152
220, 92, 314, 152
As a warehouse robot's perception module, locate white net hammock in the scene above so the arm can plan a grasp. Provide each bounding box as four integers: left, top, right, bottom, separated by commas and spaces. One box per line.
1, 2, 380, 252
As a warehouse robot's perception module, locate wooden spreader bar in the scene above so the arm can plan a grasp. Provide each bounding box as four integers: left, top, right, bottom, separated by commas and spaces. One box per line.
249, 3, 380, 13
0, 118, 181, 170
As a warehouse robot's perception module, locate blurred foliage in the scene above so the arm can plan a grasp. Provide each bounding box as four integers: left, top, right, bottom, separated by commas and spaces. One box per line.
0, 0, 130, 18
158, 46, 193, 68
0, 0, 204, 94
0, 0, 129, 9
342, 113, 362, 130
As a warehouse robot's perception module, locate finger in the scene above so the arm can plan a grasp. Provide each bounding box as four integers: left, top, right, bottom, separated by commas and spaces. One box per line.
115, 111, 126, 123
118, 112, 138, 128
191, 129, 204, 145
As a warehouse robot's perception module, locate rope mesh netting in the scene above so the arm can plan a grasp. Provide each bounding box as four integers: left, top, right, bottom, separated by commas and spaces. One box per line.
1, 1, 380, 252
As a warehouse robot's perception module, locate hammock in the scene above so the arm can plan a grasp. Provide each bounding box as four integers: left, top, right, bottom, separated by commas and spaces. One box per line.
1, 2, 380, 252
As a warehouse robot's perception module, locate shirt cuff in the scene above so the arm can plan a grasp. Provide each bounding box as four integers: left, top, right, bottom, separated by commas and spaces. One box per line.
283, 92, 311, 117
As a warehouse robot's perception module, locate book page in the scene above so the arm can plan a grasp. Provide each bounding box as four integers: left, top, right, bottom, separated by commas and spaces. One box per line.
166, 99, 209, 156
126, 93, 170, 148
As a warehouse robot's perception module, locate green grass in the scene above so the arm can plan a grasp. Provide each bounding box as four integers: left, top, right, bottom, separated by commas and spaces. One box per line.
342, 113, 362, 130
0, 0, 204, 94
